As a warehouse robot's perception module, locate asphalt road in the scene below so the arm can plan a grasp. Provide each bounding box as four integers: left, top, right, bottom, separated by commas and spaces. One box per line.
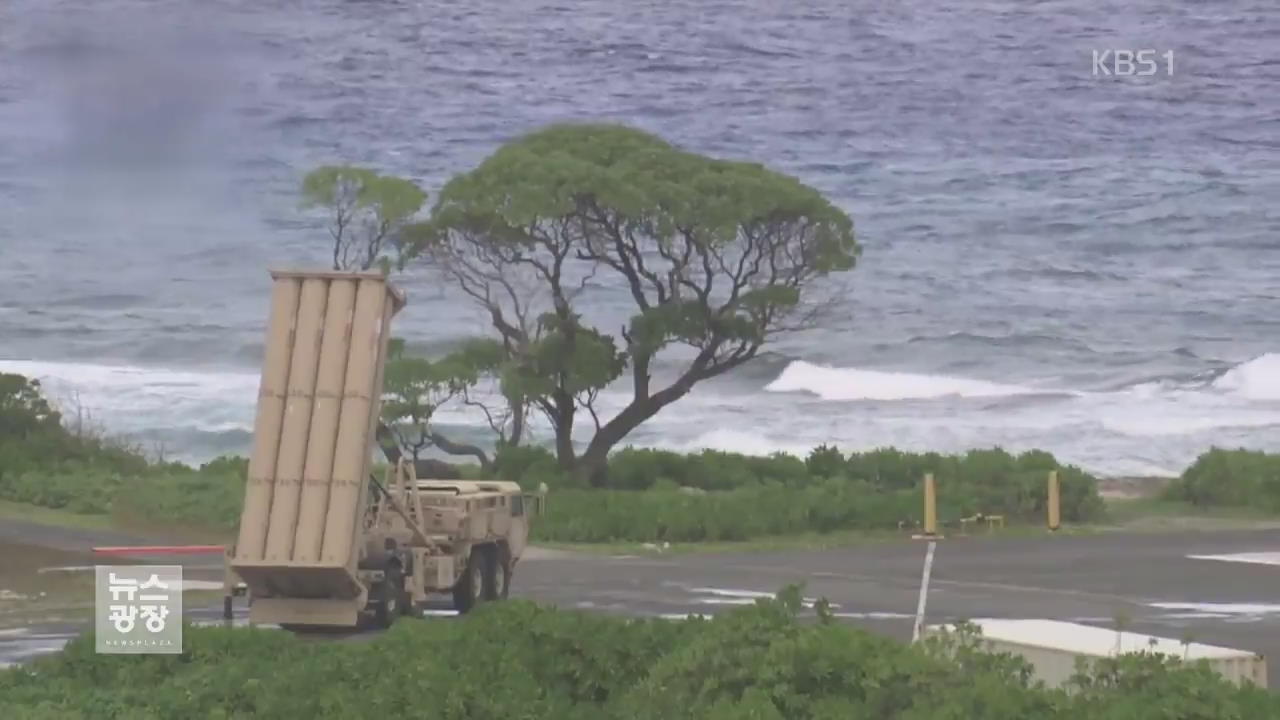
6, 521, 1280, 687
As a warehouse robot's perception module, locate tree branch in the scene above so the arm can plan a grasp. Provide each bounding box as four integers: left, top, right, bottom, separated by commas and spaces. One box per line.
427, 430, 491, 470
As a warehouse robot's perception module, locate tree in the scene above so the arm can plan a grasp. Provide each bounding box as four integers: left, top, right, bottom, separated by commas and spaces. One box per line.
301, 166, 427, 272
300, 165, 504, 471
379, 337, 525, 472
406, 123, 859, 485
0, 373, 63, 440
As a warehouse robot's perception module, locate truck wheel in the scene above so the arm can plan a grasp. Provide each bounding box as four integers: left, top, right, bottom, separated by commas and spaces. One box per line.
480, 545, 502, 600
490, 544, 511, 600
495, 559, 511, 600
452, 548, 487, 614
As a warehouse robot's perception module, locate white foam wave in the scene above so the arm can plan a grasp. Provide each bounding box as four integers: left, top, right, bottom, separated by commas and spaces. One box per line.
1, 353, 1277, 477
666, 428, 817, 458
764, 360, 1042, 401
1212, 353, 1280, 401
0, 359, 259, 444
670, 355, 1280, 475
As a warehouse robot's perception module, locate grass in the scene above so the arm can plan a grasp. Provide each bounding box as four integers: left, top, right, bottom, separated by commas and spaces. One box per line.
543, 495, 1280, 556
6, 487, 1280, 565
1095, 496, 1280, 531
0, 499, 121, 534
0, 498, 234, 545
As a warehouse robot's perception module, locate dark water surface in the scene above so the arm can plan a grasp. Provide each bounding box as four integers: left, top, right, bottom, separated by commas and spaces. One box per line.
1, 0, 1277, 475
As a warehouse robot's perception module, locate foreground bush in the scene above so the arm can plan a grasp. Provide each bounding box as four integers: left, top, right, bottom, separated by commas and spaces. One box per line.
1164, 448, 1280, 511
1, 590, 1273, 719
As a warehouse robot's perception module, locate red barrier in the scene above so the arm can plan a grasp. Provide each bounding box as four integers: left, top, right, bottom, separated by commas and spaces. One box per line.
92, 545, 227, 555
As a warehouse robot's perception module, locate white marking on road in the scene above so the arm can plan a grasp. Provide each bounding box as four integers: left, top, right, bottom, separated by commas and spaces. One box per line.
423, 609, 459, 617
832, 611, 913, 620
37, 566, 94, 574
178, 580, 225, 591
0, 589, 30, 601
1149, 602, 1280, 615
1187, 552, 1280, 566
688, 587, 773, 599
189, 620, 279, 630
0, 628, 30, 637
686, 587, 841, 609
1157, 612, 1232, 620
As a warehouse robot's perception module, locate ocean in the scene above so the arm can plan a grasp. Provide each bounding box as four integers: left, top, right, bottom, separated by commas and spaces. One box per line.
0, 0, 1276, 477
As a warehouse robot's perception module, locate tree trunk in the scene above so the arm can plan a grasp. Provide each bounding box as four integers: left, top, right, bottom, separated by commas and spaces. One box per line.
552, 392, 576, 472
377, 420, 491, 473
574, 444, 613, 489
575, 375, 697, 486
508, 396, 526, 447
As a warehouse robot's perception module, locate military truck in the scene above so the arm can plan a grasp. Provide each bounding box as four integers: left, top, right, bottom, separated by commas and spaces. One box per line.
225, 269, 542, 630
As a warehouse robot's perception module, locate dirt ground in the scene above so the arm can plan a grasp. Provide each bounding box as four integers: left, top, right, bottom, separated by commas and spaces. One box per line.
0, 536, 228, 628
0, 540, 116, 625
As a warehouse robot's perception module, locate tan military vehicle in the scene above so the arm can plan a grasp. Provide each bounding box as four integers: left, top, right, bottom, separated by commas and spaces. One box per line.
224, 269, 542, 630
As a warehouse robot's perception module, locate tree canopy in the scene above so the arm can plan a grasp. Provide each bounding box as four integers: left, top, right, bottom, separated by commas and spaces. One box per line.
0, 373, 62, 440
379, 337, 520, 470
399, 123, 859, 483
301, 165, 427, 272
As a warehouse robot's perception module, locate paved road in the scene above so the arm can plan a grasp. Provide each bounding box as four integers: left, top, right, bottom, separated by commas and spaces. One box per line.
518, 529, 1280, 683
6, 523, 1280, 687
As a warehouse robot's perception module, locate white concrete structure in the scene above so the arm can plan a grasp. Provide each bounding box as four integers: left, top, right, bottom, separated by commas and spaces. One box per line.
920, 618, 1267, 689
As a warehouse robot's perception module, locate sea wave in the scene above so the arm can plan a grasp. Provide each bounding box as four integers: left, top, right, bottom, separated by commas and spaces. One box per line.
1212, 353, 1280, 401
1, 352, 1277, 477
764, 354, 1280, 406
763, 360, 1053, 401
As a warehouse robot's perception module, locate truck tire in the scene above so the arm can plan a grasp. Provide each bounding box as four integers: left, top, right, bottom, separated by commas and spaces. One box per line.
495, 560, 511, 600
479, 545, 502, 601
452, 547, 488, 614
493, 545, 511, 600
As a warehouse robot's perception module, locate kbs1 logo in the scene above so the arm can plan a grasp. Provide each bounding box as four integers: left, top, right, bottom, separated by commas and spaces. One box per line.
1092, 49, 1174, 76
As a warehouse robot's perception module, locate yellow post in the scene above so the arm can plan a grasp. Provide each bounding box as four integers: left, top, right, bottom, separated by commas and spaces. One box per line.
1047, 470, 1061, 531
923, 472, 938, 537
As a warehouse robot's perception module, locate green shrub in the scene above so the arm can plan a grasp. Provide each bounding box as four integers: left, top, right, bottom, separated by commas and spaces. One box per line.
492, 444, 573, 490
805, 443, 846, 478
1164, 448, 1280, 511
113, 469, 246, 531
519, 444, 1106, 542
2, 591, 1274, 719
533, 481, 921, 543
